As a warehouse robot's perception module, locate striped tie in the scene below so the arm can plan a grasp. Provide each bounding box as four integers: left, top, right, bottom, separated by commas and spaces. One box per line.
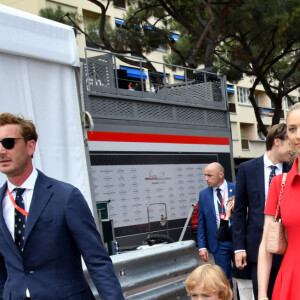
216, 188, 223, 214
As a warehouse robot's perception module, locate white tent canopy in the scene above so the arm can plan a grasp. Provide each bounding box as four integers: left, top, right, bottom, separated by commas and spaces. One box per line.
0, 5, 94, 214
0, 4, 79, 67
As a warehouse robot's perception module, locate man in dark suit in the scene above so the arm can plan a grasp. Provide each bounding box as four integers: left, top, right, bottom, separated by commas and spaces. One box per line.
197, 162, 235, 285
233, 123, 291, 300
0, 113, 124, 300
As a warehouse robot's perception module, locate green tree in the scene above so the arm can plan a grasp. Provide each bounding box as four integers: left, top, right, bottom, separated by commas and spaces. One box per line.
65, 0, 236, 73
216, 0, 300, 135
42, 1, 300, 132
39, 6, 81, 27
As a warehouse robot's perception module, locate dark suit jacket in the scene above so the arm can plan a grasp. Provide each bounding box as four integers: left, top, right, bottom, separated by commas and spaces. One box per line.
217, 219, 252, 280
232, 155, 289, 263
197, 181, 235, 254
0, 170, 124, 300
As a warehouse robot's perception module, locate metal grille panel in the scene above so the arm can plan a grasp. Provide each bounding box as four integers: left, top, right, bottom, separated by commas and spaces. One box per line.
84, 54, 114, 88
88, 96, 228, 128
211, 83, 223, 102
158, 82, 222, 103
206, 110, 227, 126
176, 107, 205, 124
137, 103, 173, 121
90, 98, 135, 118
187, 84, 212, 102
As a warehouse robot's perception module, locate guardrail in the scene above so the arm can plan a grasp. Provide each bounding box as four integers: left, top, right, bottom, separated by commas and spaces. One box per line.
85, 240, 198, 299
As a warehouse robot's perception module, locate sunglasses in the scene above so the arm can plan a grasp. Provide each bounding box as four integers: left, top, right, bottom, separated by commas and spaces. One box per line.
0, 138, 24, 150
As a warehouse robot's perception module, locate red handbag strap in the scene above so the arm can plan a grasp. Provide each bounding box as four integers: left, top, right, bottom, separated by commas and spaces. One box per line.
274, 173, 287, 222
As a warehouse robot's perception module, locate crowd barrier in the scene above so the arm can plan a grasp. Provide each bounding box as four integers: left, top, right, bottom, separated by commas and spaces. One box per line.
85, 240, 198, 299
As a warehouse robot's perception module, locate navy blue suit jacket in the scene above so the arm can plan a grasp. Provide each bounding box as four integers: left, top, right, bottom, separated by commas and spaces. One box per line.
0, 171, 124, 300
197, 181, 235, 254
232, 155, 289, 263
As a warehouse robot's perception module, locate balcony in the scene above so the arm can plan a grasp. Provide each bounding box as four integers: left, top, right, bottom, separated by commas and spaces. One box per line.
82, 48, 228, 110
233, 138, 266, 159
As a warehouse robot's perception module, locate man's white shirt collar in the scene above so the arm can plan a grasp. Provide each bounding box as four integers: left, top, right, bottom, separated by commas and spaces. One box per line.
7, 168, 38, 192
213, 180, 227, 193
263, 153, 283, 172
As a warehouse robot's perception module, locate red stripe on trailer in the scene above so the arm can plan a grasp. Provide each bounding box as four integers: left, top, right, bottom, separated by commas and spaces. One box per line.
87, 131, 229, 145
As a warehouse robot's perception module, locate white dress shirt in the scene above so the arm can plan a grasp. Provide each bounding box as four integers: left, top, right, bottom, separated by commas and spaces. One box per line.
3, 169, 38, 239
263, 153, 283, 203
213, 180, 229, 228
2, 168, 38, 298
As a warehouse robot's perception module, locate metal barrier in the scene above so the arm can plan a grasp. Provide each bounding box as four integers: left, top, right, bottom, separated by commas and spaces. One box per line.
126, 279, 189, 300
85, 240, 198, 299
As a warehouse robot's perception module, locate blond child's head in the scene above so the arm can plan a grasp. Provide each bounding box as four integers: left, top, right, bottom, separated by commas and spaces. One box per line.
185, 264, 232, 300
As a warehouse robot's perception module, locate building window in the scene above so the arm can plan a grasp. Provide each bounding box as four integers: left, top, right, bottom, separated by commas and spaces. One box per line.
286, 96, 296, 110
237, 87, 250, 104
228, 102, 236, 113
113, 0, 126, 9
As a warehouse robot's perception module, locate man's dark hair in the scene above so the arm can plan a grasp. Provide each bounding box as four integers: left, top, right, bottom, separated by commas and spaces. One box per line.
0, 112, 38, 142
265, 123, 287, 151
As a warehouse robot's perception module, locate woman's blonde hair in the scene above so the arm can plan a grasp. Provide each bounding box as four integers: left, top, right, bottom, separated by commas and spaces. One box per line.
185, 264, 232, 300
287, 102, 300, 119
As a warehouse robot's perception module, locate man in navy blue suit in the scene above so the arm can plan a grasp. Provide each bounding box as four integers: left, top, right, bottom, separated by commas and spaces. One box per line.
0, 113, 124, 300
197, 162, 235, 285
233, 123, 291, 300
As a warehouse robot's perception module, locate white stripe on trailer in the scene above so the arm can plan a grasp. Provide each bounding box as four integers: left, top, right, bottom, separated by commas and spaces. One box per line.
88, 141, 230, 153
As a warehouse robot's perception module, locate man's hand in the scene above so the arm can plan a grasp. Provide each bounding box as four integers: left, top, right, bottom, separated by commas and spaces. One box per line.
235, 251, 247, 270
199, 249, 209, 262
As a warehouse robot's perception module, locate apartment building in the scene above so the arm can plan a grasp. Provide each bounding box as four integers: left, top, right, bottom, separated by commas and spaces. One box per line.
2, 0, 298, 165
228, 76, 299, 166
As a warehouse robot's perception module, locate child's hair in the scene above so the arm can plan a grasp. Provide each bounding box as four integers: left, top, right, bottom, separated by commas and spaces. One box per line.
185, 264, 232, 300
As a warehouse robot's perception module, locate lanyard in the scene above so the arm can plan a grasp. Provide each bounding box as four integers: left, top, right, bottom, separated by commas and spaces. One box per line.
7, 187, 28, 217
217, 189, 226, 213
221, 190, 225, 211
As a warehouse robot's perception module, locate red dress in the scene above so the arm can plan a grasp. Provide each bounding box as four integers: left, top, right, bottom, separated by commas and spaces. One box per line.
265, 157, 300, 299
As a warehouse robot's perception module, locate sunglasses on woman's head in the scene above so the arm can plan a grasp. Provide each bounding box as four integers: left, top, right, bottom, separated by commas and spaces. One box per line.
0, 138, 24, 150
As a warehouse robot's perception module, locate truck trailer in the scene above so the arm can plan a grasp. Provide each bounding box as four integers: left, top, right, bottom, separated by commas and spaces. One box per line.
0, 4, 235, 253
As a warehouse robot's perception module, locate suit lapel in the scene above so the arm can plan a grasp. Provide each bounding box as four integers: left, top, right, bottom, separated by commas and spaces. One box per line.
208, 187, 218, 231
24, 172, 53, 244
209, 187, 216, 214
0, 183, 22, 259
227, 182, 234, 197
256, 156, 265, 204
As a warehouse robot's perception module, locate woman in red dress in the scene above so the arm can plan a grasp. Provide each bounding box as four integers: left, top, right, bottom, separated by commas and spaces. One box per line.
258, 102, 300, 300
